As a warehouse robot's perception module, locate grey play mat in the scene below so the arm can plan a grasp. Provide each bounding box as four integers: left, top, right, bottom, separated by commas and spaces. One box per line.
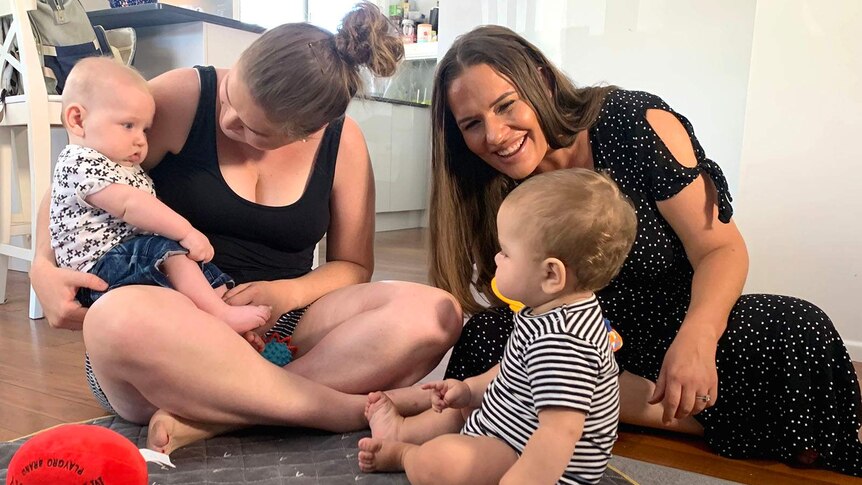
0, 415, 637, 484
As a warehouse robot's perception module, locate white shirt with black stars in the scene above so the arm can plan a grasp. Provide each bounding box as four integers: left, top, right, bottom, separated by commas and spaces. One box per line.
49, 145, 154, 272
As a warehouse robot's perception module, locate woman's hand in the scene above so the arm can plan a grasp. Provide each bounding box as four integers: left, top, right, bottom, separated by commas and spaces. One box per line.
648, 325, 718, 423
421, 379, 473, 412
29, 260, 108, 330
223, 280, 298, 319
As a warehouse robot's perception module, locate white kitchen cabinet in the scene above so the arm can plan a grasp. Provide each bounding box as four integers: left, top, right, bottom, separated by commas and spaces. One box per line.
87, 3, 263, 79
132, 21, 259, 80
390, 104, 431, 212
347, 99, 393, 215
347, 99, 430, 231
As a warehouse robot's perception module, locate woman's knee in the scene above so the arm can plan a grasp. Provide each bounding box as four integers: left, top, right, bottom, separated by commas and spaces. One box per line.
84, 286, 185, 356
430, 288, 463, 345
736, 294, 836, 336
390, 283, 463, 344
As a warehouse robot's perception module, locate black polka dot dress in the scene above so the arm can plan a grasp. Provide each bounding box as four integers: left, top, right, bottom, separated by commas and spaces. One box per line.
446, 89, 862, 476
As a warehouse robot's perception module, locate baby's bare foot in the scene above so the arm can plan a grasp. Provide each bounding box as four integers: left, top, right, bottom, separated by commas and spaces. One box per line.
218, 304, 270, 334
147, 409, 235, 455
365, 392, 404, 441
357, 437, 413, 473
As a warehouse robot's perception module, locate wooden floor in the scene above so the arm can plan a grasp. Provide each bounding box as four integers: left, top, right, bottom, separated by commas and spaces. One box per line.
1, 228, 861, 484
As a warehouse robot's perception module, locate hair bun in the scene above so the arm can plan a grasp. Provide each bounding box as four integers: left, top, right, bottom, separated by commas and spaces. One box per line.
335, 1, 403, 77
334, 29, 373, 67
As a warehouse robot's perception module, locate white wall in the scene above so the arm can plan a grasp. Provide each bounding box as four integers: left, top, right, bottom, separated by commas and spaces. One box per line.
735, 0, 862, 358
410, 0, 438, 17
439, 0, 755, 191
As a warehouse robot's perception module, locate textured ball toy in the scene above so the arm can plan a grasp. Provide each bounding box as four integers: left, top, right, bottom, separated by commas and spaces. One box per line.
6, 424, 147, 485
261, 333, 298, 367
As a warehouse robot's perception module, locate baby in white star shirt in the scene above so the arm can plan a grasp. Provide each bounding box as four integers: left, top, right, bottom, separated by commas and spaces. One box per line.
49, 57, 269, 333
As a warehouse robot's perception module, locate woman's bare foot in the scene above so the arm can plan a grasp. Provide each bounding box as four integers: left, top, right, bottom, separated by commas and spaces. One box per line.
243, 330, 266, 353
147, 409, 238, 455
365, 392, 405, 441
357, 437, 415, 473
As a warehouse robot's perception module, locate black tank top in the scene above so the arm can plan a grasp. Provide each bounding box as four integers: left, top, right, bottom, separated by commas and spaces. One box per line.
150, 66, 343, 284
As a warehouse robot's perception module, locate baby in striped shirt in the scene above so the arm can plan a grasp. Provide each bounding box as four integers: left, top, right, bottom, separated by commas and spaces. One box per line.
358, 168, 637, 485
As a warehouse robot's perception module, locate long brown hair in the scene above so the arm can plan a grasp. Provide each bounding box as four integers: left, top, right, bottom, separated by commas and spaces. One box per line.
238, 1, 403, 138
429, 25, 616, 315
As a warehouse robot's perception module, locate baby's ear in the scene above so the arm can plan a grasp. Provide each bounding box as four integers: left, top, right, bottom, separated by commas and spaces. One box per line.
63, 103, 86, 136
540, 257, 567, 294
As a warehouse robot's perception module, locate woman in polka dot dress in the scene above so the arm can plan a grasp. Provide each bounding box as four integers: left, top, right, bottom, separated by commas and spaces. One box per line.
429, 25, 862, 476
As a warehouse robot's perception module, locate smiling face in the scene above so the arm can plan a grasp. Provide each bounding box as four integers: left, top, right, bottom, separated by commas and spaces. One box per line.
79, 83, 154, 166
447, 64, 550, 180
218, 68, 297, 151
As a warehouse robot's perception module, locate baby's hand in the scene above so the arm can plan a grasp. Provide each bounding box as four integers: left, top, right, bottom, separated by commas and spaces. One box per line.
179, 229, 214, 263
420, 379, 472, 412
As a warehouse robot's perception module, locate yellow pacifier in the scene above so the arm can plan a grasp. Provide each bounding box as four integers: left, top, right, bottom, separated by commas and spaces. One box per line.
491, 277, 525, 313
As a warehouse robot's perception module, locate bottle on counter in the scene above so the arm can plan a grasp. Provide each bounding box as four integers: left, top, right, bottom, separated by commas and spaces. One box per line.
417, 23, 432, 43
401, 18, 416, 43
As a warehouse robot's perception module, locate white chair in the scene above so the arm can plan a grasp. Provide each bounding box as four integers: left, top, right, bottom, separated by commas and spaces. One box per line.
0, 0, 64, 319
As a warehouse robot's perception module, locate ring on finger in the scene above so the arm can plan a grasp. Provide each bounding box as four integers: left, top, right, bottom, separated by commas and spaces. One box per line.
695, 394, 711, 403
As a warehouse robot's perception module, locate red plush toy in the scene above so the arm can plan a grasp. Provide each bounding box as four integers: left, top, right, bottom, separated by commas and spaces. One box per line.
6, 424, 147, 485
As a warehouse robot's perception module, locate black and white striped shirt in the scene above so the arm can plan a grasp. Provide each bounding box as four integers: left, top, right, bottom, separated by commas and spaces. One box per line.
462, 295, 619, 484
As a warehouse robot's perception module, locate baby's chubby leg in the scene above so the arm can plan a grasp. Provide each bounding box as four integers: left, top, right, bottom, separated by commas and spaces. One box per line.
162, 255, 270, 333
358, 433, 517, 485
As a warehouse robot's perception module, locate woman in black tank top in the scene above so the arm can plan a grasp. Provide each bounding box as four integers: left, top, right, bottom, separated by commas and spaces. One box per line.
30, 3, 462, 453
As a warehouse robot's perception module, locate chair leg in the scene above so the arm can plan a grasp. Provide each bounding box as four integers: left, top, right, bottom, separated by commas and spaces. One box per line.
29, 285, 43, 319
0, 255, 8, 305
0, 128, 11, 305
27, 116, 52, 321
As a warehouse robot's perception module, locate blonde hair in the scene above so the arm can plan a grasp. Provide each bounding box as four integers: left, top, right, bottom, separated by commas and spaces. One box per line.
238, 1, 403, 138
428, 25, 617, 314
61, 56, 149, 111
503, 169, 637, 292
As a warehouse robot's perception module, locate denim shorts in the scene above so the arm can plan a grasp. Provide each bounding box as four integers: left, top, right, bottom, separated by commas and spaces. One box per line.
76, 234, 233, 307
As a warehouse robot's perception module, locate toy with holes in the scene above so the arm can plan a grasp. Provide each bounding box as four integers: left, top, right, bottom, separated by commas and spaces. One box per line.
491, 277, 623, 352
261, 333, 298, 367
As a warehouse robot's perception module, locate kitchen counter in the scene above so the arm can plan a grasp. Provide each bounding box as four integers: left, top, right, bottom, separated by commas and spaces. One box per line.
363, 95, 429, 109
87, 3, 264, 33
87, 3, 262, 80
